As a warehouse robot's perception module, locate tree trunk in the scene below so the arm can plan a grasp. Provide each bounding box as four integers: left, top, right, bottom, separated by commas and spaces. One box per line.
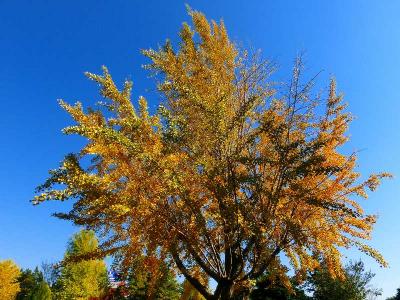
215, 284, 250, 300
236, 290, 250, 300
219, 284, 234, 299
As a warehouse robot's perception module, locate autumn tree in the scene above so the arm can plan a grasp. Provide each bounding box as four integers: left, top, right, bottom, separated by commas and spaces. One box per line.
53, 230, 108, 299
34, 8, 389, 300
0, 259, 21, 300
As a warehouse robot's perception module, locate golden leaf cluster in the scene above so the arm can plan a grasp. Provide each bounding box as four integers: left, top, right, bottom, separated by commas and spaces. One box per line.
0, 260, 21, 300
34, 9, 389, 299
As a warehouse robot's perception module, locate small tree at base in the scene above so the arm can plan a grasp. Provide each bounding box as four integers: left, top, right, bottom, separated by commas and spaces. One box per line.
307, 260, 381, 300
31, 281, 52, 300
53, 230, 108, 300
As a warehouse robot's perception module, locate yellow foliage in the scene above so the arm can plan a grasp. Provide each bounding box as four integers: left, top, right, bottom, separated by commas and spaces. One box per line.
34, 8, 390, 299
0, 260, 21, 300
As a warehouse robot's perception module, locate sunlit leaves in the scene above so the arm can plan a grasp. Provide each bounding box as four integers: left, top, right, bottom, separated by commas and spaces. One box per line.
34, 9, 389, 299
0, 260, 21, 300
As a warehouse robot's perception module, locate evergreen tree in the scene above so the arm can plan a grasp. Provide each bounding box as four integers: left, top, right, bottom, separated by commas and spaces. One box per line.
116, 258, 181, 299
17, 267, 44, 300
154, 267, 181, 300
17, 269, 36, 300
125, 266, 147, 299
127, 264, 181, 300
307, 260, 381, 300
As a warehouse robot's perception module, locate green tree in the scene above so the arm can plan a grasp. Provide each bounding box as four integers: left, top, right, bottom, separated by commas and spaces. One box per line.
31, 281, 51, 300
307, 260, 381, 300
0, 259, 21, 300
155, 270, 181, 300
53, 230, 108, 300
17, 267, 44, 300
119, 259, 181, 300
17, 269, 36, 300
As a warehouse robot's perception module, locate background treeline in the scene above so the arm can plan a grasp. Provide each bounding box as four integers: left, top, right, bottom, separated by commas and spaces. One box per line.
0, 229, 397, 299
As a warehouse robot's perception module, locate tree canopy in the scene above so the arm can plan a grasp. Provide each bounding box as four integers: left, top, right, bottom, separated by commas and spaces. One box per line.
34, 8, 389, 299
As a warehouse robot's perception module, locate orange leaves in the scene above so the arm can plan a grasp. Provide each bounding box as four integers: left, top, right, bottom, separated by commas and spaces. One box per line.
35, 9, 390, 299
365, 173, 393, 192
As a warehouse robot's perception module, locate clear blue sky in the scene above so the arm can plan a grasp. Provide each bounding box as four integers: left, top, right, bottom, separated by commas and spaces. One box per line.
0, 1, 399, 298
